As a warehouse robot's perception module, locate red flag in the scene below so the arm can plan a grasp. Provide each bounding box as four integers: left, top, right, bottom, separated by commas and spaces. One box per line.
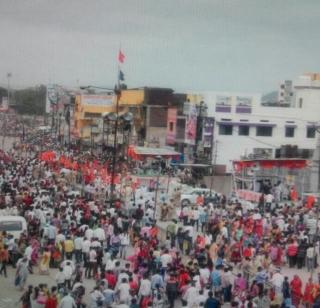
118, 50, 125, 63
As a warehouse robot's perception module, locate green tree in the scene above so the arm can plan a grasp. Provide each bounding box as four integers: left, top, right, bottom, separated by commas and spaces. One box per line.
14, 85, 46, 115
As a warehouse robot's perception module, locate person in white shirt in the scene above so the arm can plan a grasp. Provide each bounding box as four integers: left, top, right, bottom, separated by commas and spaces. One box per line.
59, 293, 76, 308
90, 287, 104, 308
199, 267, 210, 285
119, 232, 130, 259
84, 227, 93, 241
90, 238, 102, 249
82, 237, 91, 264
55, 267, 66, 289
270, 268, 284, 295
85, 247, 97, 279
93, 225, 106, 242
73, 235, 83, 263
192, 208, 200, 231
160, 249, 172, 269
116, 278, 131, 304
62, 261, 74, 290
194, 289, 207, 306
138, 274, 152, 299
183, 281, 198, 307
265, 193, 273, 211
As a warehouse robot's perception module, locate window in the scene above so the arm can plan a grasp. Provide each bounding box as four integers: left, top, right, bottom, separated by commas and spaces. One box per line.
285, 127, 295, 138
256, 126, 273, 137
299, 98, 303, 108
238, 125, 249, 136
219, 124, 233, 135
0, 221, 22, 231
307, 127, 316, 138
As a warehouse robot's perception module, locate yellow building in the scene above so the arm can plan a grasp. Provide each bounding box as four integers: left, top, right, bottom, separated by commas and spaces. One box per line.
73, 90, 144, 140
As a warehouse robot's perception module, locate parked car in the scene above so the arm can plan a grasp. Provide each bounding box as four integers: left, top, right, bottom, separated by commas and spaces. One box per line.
180, 187, 212, 206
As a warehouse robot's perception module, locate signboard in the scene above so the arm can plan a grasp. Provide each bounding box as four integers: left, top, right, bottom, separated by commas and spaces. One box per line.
46, 84, 58, 113
0, 97, 8, 112
81, 95, 114, 106
185, 104, 197, 145
166, 108, 177, 145
236, 189, 262, 202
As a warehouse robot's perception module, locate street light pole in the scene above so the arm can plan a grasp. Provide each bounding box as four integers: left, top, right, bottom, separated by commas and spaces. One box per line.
110, 86, 121, 200
7, 73, 11, 107
153, 155, 162, 221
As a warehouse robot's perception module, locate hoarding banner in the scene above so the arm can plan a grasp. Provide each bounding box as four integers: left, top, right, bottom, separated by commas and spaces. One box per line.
185, 104, 197, 145
166, 108, 177, 145
81, 95, 114, 106
46, 84, 58, 113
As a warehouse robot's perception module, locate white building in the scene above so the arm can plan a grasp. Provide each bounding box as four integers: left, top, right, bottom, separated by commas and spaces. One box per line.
200, 74, 320, 173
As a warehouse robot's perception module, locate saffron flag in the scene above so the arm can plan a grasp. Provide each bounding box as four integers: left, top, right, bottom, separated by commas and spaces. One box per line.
118, 50, 125, 63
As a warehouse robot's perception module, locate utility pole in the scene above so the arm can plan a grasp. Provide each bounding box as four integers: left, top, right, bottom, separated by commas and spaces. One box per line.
210, 140, 218, 195
110, 86, 121, 200
7, 73, 11, 107
194, 101, 207, 163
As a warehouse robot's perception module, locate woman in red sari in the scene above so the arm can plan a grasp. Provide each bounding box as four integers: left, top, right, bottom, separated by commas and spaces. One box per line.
304, 278, 315, 308
290, 274, 302, 307
178, 267, 191, 291
230, 241, 242, 264
244, 217, 254, 235
254, 219, 263, 238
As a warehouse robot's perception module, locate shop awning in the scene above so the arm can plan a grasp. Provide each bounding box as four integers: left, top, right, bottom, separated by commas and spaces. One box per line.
128, 146, 180, 160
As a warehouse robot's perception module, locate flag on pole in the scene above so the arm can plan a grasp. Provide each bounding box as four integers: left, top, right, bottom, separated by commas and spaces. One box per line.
119, 70, 125, 81
118, 50, 125, 63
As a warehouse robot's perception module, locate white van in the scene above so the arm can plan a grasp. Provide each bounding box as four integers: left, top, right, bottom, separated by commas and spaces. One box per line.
0, 216, 27, 239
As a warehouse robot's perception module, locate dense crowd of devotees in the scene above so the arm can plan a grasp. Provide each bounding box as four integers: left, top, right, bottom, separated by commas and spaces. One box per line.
0, 141, 320, 308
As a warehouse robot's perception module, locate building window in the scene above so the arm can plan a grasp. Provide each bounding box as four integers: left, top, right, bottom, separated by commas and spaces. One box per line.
299, 98, 303, 108
219, 124, 233, 135
307, 127, 316, 138
238, 125, 249, 136
256, 126, 273, 137
285, 127, 295, 138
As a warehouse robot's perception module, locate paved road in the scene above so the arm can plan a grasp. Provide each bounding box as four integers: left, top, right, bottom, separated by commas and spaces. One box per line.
0, 255, 314, 308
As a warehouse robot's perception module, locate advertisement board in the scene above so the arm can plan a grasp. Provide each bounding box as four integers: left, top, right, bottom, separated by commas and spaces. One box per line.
185, 104, 197, 145
166, 108, 177, 144
46, 84, 58, 113
81, 95, 114, 106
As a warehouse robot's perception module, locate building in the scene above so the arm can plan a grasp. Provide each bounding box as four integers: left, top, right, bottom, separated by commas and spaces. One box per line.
201, 73, 320, 174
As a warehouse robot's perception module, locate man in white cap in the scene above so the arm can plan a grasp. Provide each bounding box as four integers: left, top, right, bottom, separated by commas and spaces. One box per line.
270, 267, 284, 298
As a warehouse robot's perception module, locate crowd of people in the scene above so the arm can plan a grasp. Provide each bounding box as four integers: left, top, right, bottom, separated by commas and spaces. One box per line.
0, 131, 320, 308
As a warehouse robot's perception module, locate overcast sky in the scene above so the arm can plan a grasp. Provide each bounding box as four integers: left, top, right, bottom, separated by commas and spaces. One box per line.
0, 0, 319, 93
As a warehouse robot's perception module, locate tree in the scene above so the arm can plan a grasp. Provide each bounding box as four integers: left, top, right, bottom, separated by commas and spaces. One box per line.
13, 85, 46, 115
